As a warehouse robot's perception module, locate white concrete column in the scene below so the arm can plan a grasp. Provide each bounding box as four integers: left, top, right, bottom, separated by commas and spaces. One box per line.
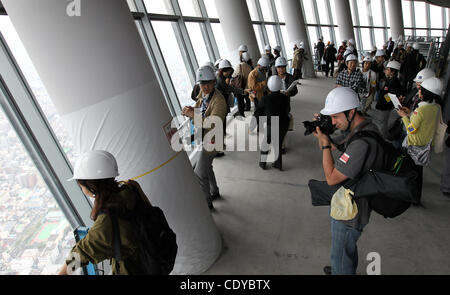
333, 0, 356, 43
2, 0, 221, 275
386, 0, 404, 41
214, 0, 260, 66
280, 0, 315, 78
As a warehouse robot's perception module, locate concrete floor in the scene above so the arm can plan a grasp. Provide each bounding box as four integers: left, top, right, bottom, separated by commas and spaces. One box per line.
203, 75, 450, 275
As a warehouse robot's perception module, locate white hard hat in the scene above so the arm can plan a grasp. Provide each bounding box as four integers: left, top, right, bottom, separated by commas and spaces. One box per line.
265, 45, 272, 51
257, 56, 270, 68
196, 65, 216, 82
214, 58, 223, 68
239, 44, 248, 52
363, 55, 372, 62
421, 77, 443, 96
274, 45, 282, 52
219, 59, 232, 69
203, 62, 215, 71
386, 60, 401, 71
345, 54, 358, 62
69, 150, 119, 181
242, 52, 251, 62
320, 87, 360, 116
375, 50, 385, 57
267, 75, 282, 92
412, 42, 420, 50
348, 39, 355, 45
275, 57, 288, 67
414, 68, 435, 83
398, 41, 404, 46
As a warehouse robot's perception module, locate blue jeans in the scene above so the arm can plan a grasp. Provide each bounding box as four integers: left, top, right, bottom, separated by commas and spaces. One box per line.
330, 217, 364, 275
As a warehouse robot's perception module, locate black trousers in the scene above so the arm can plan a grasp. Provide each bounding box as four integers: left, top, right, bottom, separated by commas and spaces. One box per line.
236, 94, 250, 115
293, 69, 303, 80
325, 61, 334, 77
260, 125, 288, 168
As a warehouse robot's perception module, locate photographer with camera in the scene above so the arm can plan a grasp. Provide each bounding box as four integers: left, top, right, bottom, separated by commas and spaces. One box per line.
310, 87, 385, 275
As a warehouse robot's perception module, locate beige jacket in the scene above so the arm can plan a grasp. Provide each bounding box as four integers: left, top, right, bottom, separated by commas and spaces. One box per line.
292, 48, 305, 69
195, 89, 227, 153
247, 68, 267, 101
232, 62, 253, 89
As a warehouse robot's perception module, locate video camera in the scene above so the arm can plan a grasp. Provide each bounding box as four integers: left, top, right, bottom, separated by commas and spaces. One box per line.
302, 114, 335, 136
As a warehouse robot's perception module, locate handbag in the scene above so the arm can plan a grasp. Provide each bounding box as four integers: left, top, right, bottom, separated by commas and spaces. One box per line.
406, 140, 432, 166
330, 186, 358, 221
433, 105, 448, 154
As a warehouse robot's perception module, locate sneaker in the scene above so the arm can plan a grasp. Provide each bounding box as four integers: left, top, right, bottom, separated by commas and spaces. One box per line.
323, 266, 331, 275
272, 163, 283, 171
259, 162, 267, 170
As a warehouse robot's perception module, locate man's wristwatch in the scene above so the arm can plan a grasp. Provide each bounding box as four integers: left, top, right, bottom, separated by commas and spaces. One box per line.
322, 145, 332, 150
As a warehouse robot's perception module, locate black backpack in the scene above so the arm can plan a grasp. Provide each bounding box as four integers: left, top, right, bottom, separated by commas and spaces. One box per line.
343, 130, 420, 218
111, 185, 177, 275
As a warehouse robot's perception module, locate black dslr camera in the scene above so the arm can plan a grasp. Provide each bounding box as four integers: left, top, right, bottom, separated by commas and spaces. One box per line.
302, 114, 335, 136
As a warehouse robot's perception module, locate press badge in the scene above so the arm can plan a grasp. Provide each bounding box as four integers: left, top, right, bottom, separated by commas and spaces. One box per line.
407, 123, 417, 134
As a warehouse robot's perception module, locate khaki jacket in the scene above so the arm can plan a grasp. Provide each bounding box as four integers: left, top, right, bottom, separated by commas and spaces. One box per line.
66, 185, 142, 275
233, 62, 253, 89
195, 89, 227, 153
292, 48, 304, 69
247, 68, 267, 101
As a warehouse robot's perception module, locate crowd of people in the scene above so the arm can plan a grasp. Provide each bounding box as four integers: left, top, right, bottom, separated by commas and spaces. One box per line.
58, 36, 449, 276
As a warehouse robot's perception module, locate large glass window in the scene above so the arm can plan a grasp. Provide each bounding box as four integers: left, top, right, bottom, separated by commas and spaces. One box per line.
253, 24, 265, 53
0, 108, 76, 275
430, 5, 443, 29
185, 22, 210, 65
402, 0, 412, 28
357, 0, 369, 26
259, 0, 274, 22
178, 0, 201, 17
374, 28, 386, 48
360, 28, 372, 51
0, 18, 77, 166
307, 26, 317, 52
414, 2, 427, 29
211, 23, 230, 60
280, 25, 293, 60
349, 0, 358, 25
302, 0, 316, 24
203, 0, 219, 18
274, 0, 285, 23
316, 0, 330, 25
265, 25, 278, 48
321, 27, 332, 45
371, 0, 384, 27
144, 0, 173, 15
247, 0, 259, 21
152, 21, 193, 107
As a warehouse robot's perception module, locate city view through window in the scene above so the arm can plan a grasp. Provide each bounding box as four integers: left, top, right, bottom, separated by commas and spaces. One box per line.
0, 17, 77, 275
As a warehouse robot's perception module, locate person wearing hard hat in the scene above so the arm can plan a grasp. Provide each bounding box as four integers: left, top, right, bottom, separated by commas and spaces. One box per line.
370, 46, 377, 59
248, 56, 270, 109
346, 39, 358, 57
361, 55, 377, 113
182, 66, 227, 210
59, 151, 156, 275
271, 45, 282, 75
191, 62, 216, 102
386, 37, 395, 58
396, 77, 444, 204
292, 41, 308, 79
264, 45, 276, 77
312, 87, 385, 275
335, 54, 366, 100
316, 37, 325, 63
253, 75, 290, 170
323, 42, 337, 77
232, 52, 254, 116
401, 68, 436, 110
238, 44, 248, 62
392, 41, 407, 64
275, 56, 298, 154
402, 42, 427, 92
375, 60, 405, 140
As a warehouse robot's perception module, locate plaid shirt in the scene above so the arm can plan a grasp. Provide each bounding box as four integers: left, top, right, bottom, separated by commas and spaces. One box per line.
336, 68, 367, 96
